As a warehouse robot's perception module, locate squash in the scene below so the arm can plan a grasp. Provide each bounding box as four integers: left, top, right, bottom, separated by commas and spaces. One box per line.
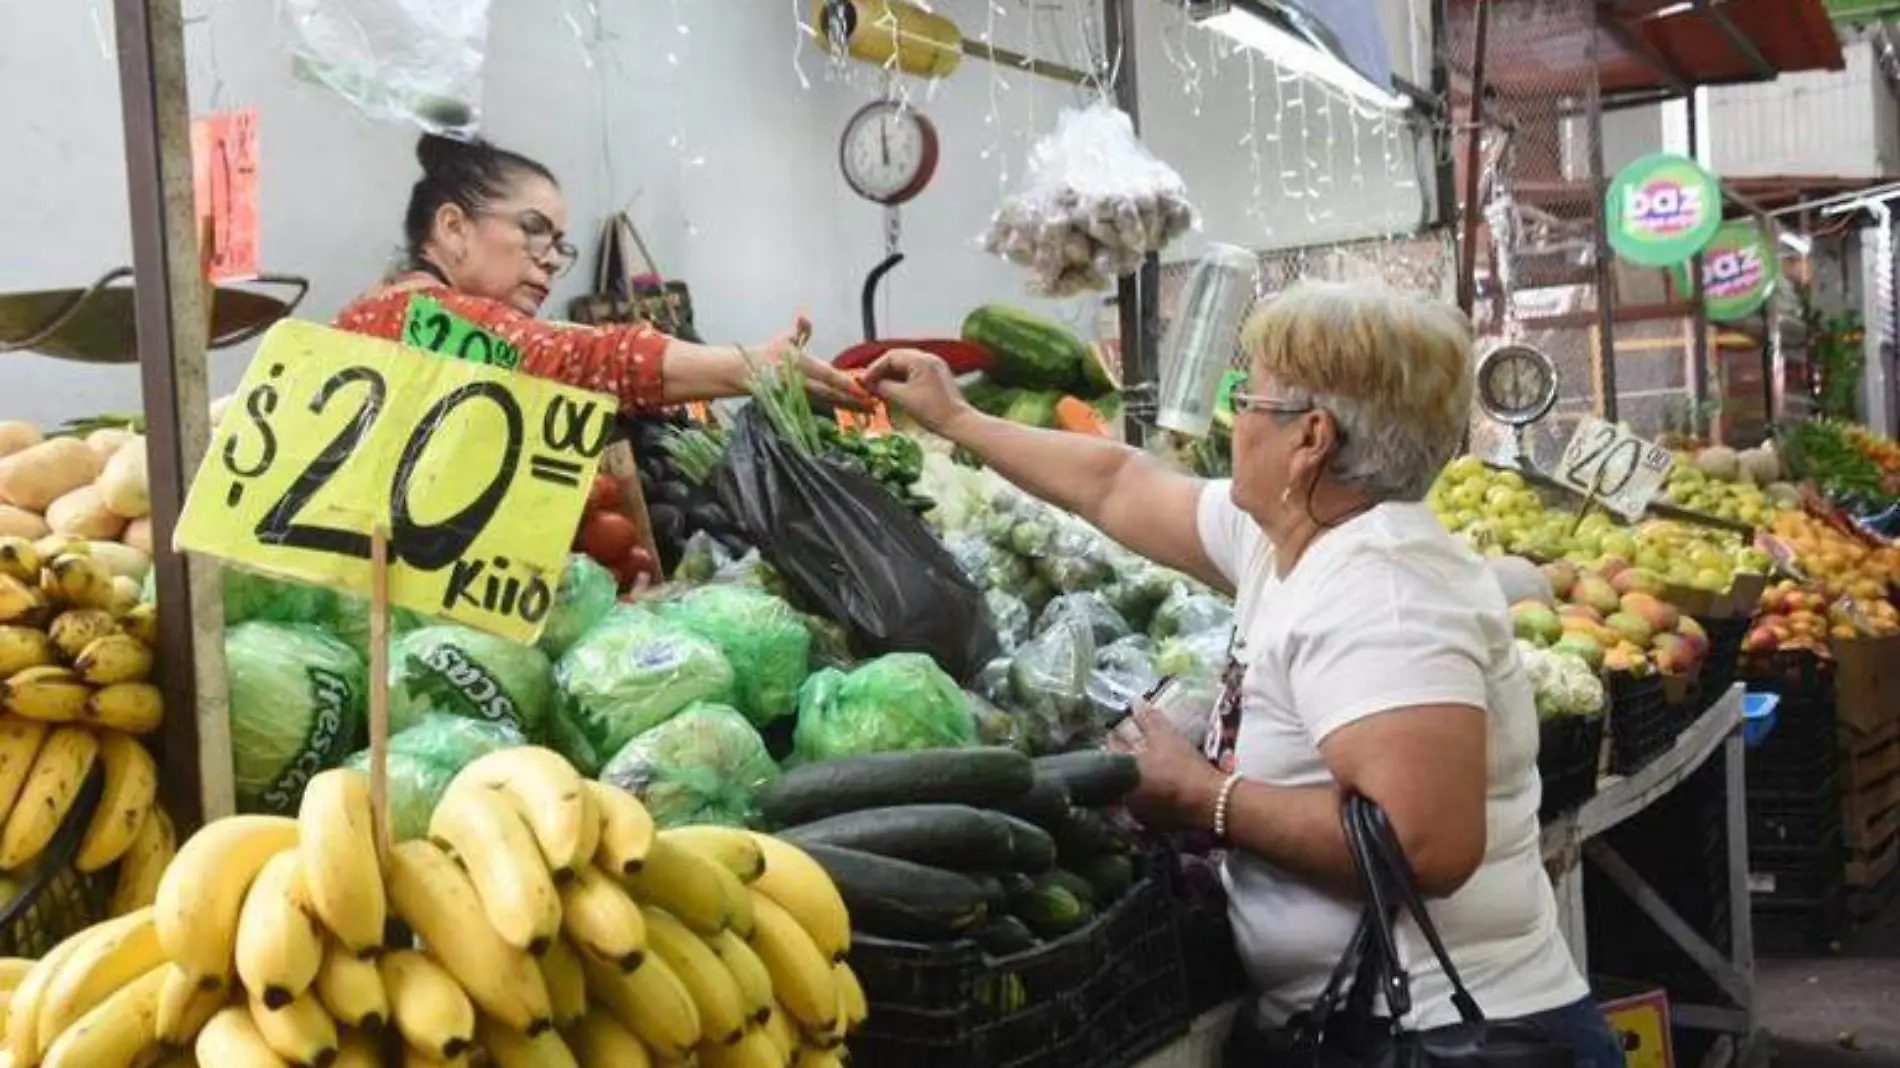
87, 541, 152, 583
121, 517, 154, 555
97, 439, 150, 519
0, 505, 48, 540
85, 428, 137, 463
1053, 396, 1109, 436
0, 438, 102, 511
45, 485, 126, 541
0, 422, 40, 460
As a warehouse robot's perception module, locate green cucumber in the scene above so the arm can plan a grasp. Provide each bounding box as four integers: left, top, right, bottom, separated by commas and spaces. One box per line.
994, 813, 1056, 873
797, 843, 990, 942
1033, 752, 1141, 807
993, 774, 1071, 829
1008, 874, 1095, 939
1043, 869, 1098, 909
758, 748, 1033, 828
1074, 854, 1135, 905
782, 804, 1014, 869
971, 915, 1041, 957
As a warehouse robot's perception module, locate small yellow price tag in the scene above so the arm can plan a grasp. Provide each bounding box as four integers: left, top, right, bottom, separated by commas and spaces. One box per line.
175, 320, 615, 643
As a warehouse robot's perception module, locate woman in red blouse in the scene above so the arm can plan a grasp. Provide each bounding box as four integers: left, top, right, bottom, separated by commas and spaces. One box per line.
335, 135, 860, 413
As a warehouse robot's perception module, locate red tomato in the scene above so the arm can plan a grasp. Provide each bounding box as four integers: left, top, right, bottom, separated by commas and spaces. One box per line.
588, 474, 622, 513
581, 511, 640, 568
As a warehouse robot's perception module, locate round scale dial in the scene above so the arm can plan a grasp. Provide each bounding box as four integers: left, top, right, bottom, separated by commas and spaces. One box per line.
840, 101, 939, 206
1476, 344, 1559, 426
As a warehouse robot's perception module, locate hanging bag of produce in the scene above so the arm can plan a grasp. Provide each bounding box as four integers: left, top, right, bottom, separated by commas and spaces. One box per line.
716, 405, 1000, 682
568, 212, 701, 342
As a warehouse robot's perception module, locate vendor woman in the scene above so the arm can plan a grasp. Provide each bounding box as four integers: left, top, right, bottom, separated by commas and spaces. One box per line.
867, 283, 1623, 1067
335, 134, 861, 412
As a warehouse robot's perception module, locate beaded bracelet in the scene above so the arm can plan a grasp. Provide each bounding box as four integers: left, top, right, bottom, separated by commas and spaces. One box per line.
1213, 773, 1244, 839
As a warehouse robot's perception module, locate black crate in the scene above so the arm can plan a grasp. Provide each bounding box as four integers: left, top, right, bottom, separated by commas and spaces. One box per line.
1696, 615, 1749, 703
0, 767, 109, 959
1539, 714, 1604, 823
1746, 772, 1843, 848
1748, 831, 1846, 904
1609, 672, 1676, 775
1663, 679, 1705, 739
1739, 649, 1836, 701
1753, 891, 1848, 956
848, 870, 1190, 1068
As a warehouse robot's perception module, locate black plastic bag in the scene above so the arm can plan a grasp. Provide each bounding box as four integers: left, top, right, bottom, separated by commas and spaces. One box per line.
716, 406, 1000, 682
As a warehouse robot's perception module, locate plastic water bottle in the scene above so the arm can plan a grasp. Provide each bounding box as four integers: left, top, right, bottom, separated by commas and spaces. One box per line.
1155, 243, 1259, 438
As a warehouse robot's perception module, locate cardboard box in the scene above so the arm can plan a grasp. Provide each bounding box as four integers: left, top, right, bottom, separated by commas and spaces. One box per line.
1833, 634, 1900, 734
1599, 986, 1675, 1068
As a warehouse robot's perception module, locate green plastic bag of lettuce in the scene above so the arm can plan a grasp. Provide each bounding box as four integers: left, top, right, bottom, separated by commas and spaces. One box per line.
388, 625, 555, 739
539, 554, 619, 659
551, 608, 736, 775
225, 621, 366, 814
345, 714, 526, 841
599, 703, 779, 828
656, 586, 810, 728
792, 653, 976, 763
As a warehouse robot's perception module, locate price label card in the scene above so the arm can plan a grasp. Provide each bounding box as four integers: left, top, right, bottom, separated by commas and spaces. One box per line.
190, 108, 259, 283
1555, 416, 1674, 520
175, 320, 614, 643
401, 295, 522, 370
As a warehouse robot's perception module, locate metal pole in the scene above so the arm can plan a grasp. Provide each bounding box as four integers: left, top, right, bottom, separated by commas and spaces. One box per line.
1431, 0, 1457, 233
1106, 0, 1155, 447
1456, 0, 1490, 317
114, 0, 233, 826
1687, 97, 1712, 437
1588, 4, 1620, 421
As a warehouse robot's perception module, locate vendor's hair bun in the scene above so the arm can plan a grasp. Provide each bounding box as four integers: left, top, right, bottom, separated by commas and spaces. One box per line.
417, 132, 480, 175
402, 135, 558, 262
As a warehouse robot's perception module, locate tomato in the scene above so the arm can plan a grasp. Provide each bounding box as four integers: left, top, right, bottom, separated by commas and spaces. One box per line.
580, 511, 640, 567
588, 473, 622, 513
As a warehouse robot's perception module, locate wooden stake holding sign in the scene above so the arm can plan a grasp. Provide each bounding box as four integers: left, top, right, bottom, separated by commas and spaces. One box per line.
367, 524, 392, 867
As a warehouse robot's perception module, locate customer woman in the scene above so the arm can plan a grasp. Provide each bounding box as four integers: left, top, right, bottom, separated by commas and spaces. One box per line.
335, 134, 861, 412
864, 282, 1623, 1066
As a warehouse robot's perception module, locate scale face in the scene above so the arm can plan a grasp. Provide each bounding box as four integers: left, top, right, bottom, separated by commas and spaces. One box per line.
840, 100, 939, 206
1476, 343, 1559, 427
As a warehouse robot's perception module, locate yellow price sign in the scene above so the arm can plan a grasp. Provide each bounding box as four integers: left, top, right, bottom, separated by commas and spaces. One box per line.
175, 320, 615, 643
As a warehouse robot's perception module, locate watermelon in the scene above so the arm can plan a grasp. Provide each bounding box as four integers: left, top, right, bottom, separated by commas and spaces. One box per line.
962, 305, 1094, 393
1001, 391, 1061, 428
1076, 343, 1121, 399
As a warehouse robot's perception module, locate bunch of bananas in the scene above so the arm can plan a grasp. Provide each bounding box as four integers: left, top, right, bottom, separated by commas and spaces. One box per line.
0, 537, 165, 882
0, 748, 861, 1067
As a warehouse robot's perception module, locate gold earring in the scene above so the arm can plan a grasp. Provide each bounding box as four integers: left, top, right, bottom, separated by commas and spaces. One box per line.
1278, 485, 1292, 506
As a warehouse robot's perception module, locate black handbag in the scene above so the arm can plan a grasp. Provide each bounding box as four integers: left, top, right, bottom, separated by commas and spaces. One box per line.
1226, 795, 1573, 1068
568, 212, 701, 342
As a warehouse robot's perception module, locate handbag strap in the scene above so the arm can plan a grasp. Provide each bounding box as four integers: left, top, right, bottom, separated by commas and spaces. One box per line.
619, 214, 662, 278
1344, 795, 1487, 1028
589, 215, 623, 296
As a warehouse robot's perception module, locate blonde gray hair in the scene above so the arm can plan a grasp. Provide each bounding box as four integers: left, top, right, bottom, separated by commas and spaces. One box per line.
1241, 281, 1474, 501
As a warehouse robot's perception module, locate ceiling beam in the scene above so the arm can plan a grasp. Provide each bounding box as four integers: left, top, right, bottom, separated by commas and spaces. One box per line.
1597, 1, 1692, 92
1695, 0, 1776, 79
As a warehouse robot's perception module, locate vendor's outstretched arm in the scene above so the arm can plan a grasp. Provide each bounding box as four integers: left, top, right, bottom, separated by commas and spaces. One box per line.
865, 349, 1225, 591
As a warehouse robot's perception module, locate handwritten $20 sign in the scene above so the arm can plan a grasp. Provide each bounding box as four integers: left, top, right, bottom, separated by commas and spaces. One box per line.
175, 320, 615, 643
1555, 416, 1675, 522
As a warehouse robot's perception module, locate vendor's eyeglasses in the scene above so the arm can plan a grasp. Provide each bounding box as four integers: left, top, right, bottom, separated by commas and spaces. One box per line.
490, 210, 579, 276
1230, 391, 1313, 417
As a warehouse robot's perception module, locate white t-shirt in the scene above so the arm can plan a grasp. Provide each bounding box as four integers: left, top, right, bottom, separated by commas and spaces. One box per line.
1196, 481, 1587, 1029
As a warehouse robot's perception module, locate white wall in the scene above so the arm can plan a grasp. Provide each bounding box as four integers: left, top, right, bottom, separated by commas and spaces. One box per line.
2, 0, 1429, 426
1707, 38, 1900, 180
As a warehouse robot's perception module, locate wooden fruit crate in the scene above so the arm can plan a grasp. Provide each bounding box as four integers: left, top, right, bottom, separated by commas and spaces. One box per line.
1843, 719, 1900, 855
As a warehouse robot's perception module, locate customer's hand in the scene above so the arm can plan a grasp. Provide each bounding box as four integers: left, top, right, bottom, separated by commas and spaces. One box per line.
861, 348, 972, 435
758, 316, 868, 411
1109, 701, 1224, 832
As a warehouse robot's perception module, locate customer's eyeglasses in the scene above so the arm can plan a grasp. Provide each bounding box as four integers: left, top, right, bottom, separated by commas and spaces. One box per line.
488, 210, 579, 277
1230, 391, 1314, 417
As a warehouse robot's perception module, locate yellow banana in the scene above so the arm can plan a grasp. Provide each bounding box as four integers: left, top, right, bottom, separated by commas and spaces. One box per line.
41, 556, 113, 612
295, 770, 385, 958
8, 925, 98, 1065
105, 577, 140, 618
246, 993, 336, 1068
153, 965, 224, 1048
378, 950, 473, 1062
699, 1029, 785, 1068
87, 683, 163, 735
384, 840, 551, 1035
0, 630, 55, 679
76, 731, 157, 872
660, 827, 765, 884
537, 940, 586, 1030
580, 953, 699, 1063
556, 865, 646, 973
746, 834, 850, 963
792, 1046, 846, 1068
0, 725, 100, 869
108, 806, 175, 917
449, 747, 596, 876
761, 1006, 797, 1067
584, 781, 653, 878
708, 930, 773, 1028
0, 958, 32, 991
0, 717, 49, 826
0, 577, 46, 627
745, 893, 837, 1036
332, 1030, 381, 1068
562, 1009, 650, 1068
38, 964, 166, 1068
834, 963, 865, 1035
427, 785, 561, 955
46, 610, 116, 663
153, 815, 301, 990
31, 537, 81, 562
36, 908, 162, 1053
0, 667, 90, 725
620, 837, 734, 936
0, 540, 39, 585
193, 1006, 290, 1068
402, 1043, 451, 1067
121, 605, 158, 651
73, 635, 152, 687
477, 1015, 578, 1068
234, 851, 323, 1010
801, 991, 846, 1052
314, 940, 386, 1033
641, 907, 747, 1046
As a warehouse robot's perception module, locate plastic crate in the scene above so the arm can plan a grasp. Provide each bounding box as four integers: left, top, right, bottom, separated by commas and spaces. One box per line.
1746, 772, 1843, 848
1662, 678, 1705, 739
0, 768, 110, 959
1748, 831, 1846, 904
1739, 649, 1836, 701
847, 869, 1190, 1068
1743, 692, 1781, 748
1539, 714, 1604, 822
1609, 672, 1676, 775
1753, 891, 1848, 956
1696, 616, 1750, 704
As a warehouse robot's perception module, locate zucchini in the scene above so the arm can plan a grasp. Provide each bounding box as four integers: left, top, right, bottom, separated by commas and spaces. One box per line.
994, 813, 1056, 873
971, 916, 1041, 957
781, 804, 1015, 871
1074, 853, 1135, 906
1008, 874, 1095, 939
993, 774, 1071, 829
798, 843, 990, 942
759, 748, 1034, 828
1033, 752, 1141, 808
1052, 808, 1129, 866
1043, 869, 1098, 909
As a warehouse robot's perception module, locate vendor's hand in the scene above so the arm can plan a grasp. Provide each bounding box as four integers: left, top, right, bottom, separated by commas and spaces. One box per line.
861, 348, 971, 435
759, 316, 868, 412
1108, 701, 1224, 833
